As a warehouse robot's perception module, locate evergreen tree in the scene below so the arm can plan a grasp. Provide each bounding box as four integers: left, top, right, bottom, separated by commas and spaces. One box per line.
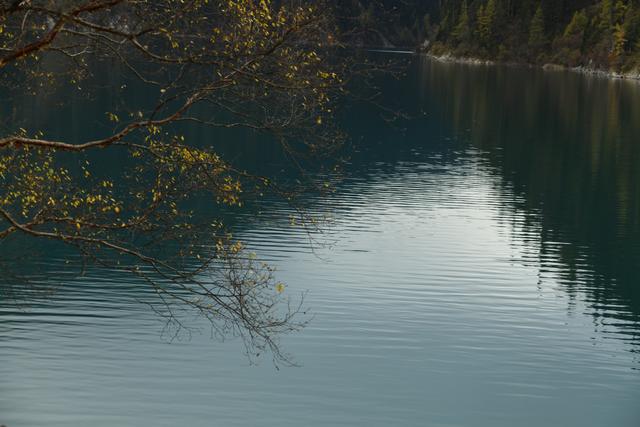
598, 0, 614, 33
441, 7, 453, 36
623, 1, 640, 49
560, 9, 588, 57
564, 10, 589, 39
452, 0, 471, 43
486, 0, 497, 23
614, 0, 627, 24
613, 22, 627, 57
476, 4, 486, 41
555, 8, 589, 66
529, 4, 546, 51
477, 0, 497, 47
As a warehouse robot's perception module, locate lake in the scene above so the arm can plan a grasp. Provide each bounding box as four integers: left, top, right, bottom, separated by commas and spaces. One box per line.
1, 55, 639, 426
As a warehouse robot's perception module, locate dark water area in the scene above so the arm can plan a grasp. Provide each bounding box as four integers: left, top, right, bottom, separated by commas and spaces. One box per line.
1, 55, 639, 426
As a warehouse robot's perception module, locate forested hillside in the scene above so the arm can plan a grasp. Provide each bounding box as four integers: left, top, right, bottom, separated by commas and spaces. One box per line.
342, 0, 640, 73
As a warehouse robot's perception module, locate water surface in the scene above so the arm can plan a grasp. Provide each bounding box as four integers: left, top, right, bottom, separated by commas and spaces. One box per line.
1, 56, 639, 427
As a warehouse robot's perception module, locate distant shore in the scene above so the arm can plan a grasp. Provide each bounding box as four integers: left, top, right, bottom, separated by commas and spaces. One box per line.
423, 51, 640, 82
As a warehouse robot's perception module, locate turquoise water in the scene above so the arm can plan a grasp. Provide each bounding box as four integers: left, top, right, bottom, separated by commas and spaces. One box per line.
1, 56, 639, 426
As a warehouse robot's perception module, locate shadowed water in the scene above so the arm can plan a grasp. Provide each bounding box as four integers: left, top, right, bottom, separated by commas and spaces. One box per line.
1, 56, 639, 426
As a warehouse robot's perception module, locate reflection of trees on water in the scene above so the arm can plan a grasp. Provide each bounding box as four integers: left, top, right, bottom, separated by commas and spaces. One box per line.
416, 56, 640, 328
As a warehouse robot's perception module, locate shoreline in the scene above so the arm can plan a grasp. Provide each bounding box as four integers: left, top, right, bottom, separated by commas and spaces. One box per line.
423, 51, 640, 82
